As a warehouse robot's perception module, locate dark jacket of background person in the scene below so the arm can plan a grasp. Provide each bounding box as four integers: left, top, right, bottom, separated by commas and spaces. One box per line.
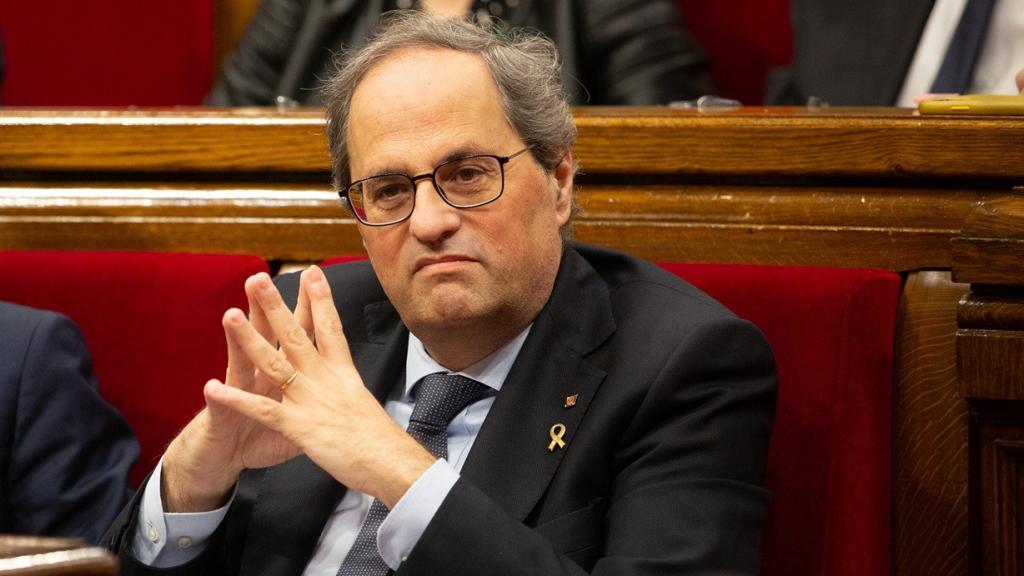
766, 0, 936, 105
0, 301, 139, 544
206, 0, 714, 106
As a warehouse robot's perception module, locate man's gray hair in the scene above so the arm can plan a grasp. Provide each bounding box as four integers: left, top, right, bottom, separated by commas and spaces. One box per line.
322, 10, 577, 192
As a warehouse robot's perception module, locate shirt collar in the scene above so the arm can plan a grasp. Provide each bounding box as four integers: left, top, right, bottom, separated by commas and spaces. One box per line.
403, 325, 532, 401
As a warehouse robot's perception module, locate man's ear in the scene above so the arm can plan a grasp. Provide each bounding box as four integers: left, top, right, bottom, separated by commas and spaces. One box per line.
552, 151, 574, 226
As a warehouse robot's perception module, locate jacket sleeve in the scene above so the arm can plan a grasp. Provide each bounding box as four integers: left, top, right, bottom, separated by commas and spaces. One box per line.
7, 311, 139, 544
205, 0, 312, 106
575, 0, 715, 104
396, 316, 777, 576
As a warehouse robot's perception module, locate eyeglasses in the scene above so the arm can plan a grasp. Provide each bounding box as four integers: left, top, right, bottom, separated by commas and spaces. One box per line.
340, 147, 532, 226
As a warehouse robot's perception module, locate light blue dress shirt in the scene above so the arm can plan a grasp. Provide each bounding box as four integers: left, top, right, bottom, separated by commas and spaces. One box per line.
131, 326, 530, 575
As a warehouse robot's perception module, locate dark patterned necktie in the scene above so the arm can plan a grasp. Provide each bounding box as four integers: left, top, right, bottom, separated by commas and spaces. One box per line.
930, 0, 998, 93
337, 373, 488, 576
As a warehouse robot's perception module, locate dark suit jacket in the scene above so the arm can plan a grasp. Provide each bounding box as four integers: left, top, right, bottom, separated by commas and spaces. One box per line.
0, 302, 138, 543
206, 0, 714, 106
104, 243, 776, 575
766, 0, 936, 105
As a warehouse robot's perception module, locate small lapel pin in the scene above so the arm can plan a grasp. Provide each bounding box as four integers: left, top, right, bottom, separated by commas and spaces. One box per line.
548, 423, 567, 452
564, 394, 578, 408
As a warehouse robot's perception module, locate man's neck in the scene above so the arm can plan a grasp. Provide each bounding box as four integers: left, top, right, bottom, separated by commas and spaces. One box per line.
416, 316, 532, 372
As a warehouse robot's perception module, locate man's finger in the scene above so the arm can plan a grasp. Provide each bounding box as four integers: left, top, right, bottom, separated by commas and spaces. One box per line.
1016, 68, 1024, 94
245, 274, 275, 345
202, 378, 234, 422
204, 380, 285, 432
225, 304, 300, 391
295, 268, 315, 344
250, 273, 320, 368
304, 266, 352, 364
223, 308, 256, 392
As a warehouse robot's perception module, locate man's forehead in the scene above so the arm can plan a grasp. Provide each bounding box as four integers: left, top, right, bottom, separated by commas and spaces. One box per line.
353, 46, 495, 100
347, 47, 516, 173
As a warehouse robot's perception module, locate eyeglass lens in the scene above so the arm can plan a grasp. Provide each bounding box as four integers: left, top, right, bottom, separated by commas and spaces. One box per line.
348, 155, 504, 225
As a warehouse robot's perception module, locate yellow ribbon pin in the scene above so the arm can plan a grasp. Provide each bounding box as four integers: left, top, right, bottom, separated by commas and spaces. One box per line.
548, 423, 567, 452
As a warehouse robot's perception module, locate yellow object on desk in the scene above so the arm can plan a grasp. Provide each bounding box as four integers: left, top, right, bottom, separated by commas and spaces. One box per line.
918, 94, 1024, 115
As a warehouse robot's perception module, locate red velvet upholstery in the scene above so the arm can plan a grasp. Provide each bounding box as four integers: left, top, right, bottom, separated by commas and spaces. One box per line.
677, 0, 792, 104
0, 251, 268, 485
661, 263, 899, 576
0, 0, 214, 105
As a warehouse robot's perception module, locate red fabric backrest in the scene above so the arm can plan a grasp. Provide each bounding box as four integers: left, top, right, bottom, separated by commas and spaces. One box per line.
0, 251, 268, 485
676, 0, 792, 104
660, 263, 899, 576
0, 0, 214, 105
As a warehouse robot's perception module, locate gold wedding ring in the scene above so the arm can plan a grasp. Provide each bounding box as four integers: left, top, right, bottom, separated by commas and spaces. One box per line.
281, 370, 299, 391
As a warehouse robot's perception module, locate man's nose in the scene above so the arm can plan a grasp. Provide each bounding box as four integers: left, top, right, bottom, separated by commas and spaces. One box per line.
408, 178, 461, 243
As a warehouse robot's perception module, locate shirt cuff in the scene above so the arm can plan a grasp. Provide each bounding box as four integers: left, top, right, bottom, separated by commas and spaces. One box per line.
131, 458, 234, 568
377, 459, 459, 570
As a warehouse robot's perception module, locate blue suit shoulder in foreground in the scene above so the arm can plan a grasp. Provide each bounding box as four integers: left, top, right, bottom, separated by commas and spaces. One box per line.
0, 301, 138, 543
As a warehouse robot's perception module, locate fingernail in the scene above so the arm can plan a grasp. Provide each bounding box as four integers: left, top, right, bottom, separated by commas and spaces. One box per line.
257, 275, 275, 294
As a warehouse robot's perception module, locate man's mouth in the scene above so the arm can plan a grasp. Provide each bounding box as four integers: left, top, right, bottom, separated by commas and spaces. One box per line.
414, 254, 476, 273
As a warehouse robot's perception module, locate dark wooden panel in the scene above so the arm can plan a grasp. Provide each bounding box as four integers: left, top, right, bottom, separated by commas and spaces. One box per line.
959, 296, 1024, 331
0, 535, 115, 575
3, 108, 1024, 180
953, 239, 1024, 285
0, 110, 329, 174
574, 107, 1024, 179
894, 272, 970, 576
953, 196, 1024, 285
958, 331, 1024, 401
0, 182, 981, 269
577, 185, 980, 230
576, 221, 954, 269
976, 424, 1024, 576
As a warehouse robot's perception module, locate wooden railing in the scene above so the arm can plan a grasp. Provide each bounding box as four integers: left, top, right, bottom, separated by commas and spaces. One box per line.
2, 107, 1023, 576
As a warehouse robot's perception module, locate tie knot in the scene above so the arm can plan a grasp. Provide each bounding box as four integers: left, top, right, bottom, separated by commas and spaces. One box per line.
410, 372, 488, 428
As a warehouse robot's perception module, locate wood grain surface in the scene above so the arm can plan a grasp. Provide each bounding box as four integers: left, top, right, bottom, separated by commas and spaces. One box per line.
894, 272, 971, 576
2, 108, 1023, 180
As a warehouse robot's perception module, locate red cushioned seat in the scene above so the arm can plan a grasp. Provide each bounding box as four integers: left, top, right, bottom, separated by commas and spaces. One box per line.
660, 263, 899, 576
0, 251, 268, 485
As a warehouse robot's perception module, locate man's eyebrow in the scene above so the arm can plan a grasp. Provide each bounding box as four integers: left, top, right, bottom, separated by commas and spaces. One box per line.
438, 146, 490, 165
363, 146, 492, 178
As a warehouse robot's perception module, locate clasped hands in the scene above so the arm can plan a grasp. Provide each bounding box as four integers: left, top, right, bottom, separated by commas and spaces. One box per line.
161, 266, 436, 513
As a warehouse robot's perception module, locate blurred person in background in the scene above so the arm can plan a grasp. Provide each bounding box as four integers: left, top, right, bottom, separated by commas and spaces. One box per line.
207, 0, 714, 106
767, 0, 1024, 105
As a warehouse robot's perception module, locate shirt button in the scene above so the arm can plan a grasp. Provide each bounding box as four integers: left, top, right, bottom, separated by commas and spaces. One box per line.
177, 536, 193, 549
147, 525, 160, 543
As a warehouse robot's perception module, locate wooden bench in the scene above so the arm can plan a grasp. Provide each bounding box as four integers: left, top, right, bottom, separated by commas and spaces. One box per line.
2, 107, 1023, 576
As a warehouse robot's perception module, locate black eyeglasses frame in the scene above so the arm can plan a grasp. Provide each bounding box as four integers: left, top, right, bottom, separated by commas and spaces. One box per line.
339, 146, 532, 226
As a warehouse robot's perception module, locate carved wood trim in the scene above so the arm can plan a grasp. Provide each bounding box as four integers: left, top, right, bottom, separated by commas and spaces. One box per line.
894, 272, 970, 576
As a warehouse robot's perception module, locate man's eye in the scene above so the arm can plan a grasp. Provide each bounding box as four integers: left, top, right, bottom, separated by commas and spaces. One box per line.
375, 186, 404, 199
367, 183, 409, 206
453, 166, 486, 182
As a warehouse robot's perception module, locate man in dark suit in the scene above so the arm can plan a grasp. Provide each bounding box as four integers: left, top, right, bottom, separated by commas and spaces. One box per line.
0, 301, 138, 543
104, 12, 776, 575
767, 0, 1024, 105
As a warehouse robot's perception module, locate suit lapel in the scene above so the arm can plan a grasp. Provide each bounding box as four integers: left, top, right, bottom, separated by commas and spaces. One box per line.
461, 247, 615, 521
238, 298, 408, 576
